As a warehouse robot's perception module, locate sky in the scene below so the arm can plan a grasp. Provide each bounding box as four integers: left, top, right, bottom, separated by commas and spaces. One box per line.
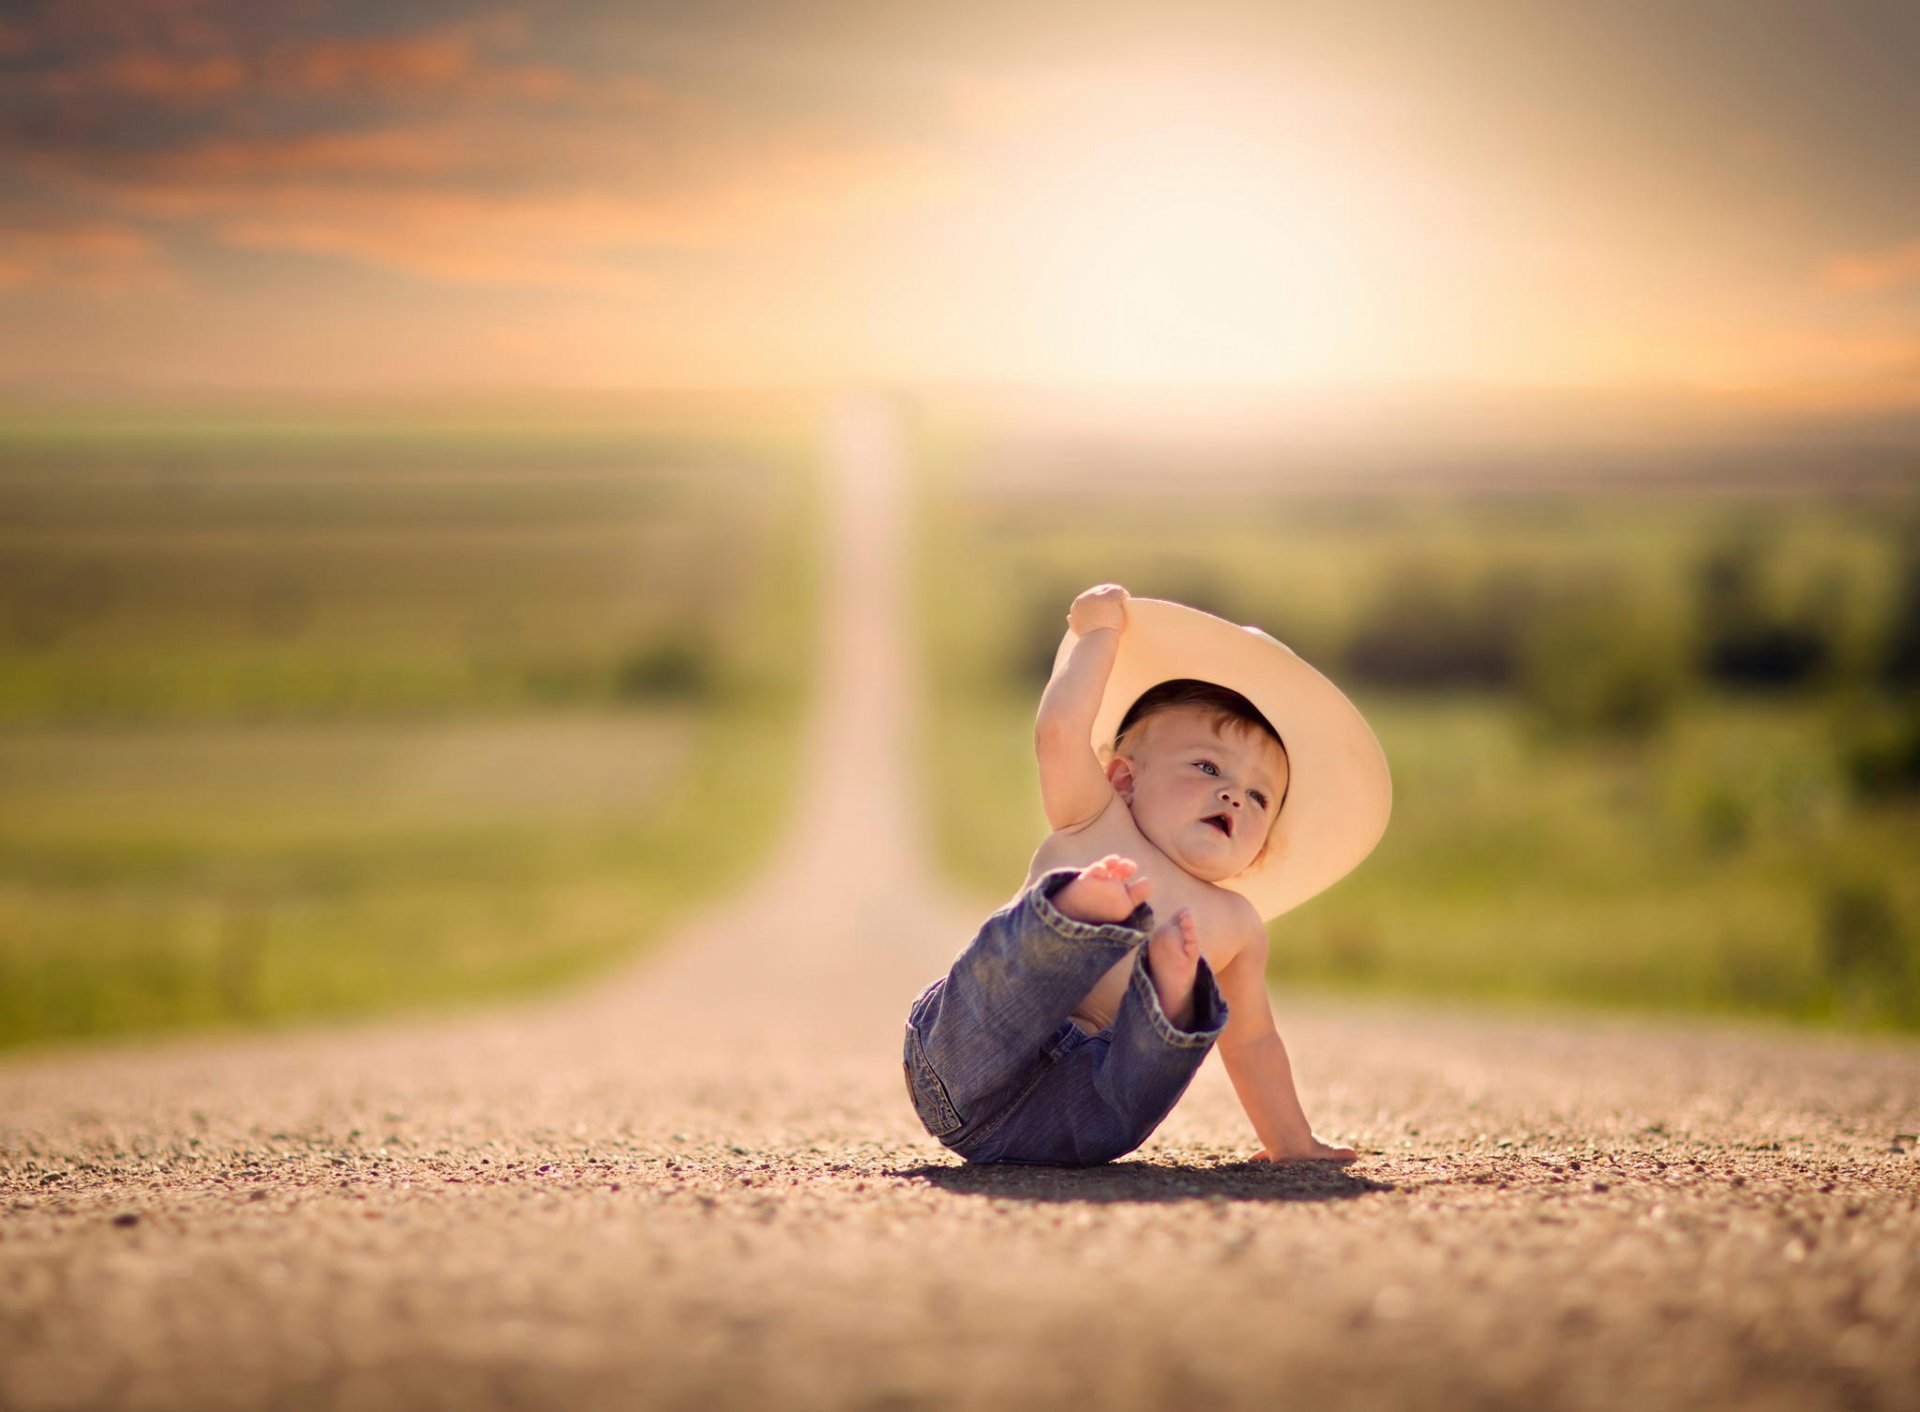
0, 0, 1916, 405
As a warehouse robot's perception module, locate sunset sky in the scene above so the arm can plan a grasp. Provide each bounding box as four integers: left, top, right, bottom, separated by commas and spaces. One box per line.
1, 0, 1916, 403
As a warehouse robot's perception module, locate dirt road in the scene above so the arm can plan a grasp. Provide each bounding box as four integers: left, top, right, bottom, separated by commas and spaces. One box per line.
3, 397, 1917, 1412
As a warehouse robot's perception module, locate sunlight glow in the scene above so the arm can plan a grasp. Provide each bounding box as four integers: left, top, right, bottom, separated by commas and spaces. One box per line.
937, 75, 1438, 384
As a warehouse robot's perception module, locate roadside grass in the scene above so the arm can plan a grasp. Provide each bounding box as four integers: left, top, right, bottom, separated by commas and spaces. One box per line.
916, 453, 1918, 1032
0, 405, 816, 1051
0, 457, 786, 724
0, 713, 781, 1046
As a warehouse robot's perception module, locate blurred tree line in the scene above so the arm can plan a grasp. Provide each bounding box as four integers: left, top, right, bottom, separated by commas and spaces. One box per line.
1342, 526, 1913, 714
1005, 513, 1920, 787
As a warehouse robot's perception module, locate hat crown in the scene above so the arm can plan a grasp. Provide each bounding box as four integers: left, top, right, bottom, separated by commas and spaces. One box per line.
1050, 596, 1391, 920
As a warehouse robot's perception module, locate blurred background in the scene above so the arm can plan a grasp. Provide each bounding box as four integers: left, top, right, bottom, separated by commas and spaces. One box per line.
0, 1, 1914, 1049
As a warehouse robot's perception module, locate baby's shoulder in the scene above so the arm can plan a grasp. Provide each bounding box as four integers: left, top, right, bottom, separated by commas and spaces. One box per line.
1194, 885, 1267, 964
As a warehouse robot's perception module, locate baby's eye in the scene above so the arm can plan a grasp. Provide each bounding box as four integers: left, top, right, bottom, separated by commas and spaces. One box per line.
1196, 760, 1219, 776
1249, 791, 1270, 809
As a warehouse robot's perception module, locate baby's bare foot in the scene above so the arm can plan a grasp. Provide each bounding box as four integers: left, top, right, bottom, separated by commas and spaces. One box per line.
1146, 907, 1202, 1030
1052, 855, 1152, 926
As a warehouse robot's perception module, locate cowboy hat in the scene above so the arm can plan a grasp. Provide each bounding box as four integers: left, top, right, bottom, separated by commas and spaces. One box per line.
1049, 597, 1392, 921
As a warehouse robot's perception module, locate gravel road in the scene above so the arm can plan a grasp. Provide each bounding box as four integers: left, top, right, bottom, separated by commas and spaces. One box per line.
3, 398, 1917, 1412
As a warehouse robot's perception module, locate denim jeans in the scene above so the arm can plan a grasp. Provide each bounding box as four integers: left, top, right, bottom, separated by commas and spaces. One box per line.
903, 867, 1229, 1167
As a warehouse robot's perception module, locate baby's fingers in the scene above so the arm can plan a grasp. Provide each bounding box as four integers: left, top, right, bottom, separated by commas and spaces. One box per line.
1068, 584, 1130, 633
1253, 1141, 1358, 1164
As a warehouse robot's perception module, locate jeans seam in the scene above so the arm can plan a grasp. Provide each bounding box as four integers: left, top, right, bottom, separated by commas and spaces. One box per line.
904, 1023, 963, 1137
1027, 867, 1154, 948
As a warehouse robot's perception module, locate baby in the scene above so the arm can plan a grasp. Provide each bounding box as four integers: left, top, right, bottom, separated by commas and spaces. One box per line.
903, 583, 1391, 1166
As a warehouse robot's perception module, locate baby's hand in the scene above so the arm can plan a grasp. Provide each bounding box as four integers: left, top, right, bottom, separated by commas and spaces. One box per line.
1254, 1136, 1358, 1163
1068, 583, 1129, 637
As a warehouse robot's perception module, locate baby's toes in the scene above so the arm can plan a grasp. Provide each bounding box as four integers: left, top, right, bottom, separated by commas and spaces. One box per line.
1054, 856, 1149, 925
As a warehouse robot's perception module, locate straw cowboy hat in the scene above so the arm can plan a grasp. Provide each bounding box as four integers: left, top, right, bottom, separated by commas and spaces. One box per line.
1049, 597, 1392, 921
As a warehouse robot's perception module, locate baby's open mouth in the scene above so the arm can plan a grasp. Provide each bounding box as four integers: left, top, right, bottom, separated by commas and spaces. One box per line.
1203, 813, 1234, 838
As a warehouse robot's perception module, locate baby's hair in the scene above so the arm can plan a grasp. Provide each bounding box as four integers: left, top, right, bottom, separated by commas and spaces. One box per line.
1113, 678, 1281, 750
1110, 678, 1291, 815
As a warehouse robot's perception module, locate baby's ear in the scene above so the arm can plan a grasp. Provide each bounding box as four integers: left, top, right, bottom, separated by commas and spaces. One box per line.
1105, 755, 1137, 804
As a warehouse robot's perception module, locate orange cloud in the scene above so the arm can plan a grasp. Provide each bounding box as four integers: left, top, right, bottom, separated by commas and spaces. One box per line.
0, 4, 950, 298
54, 123, 951, 291
23, 0, 229, 55
21, 15, 593, 109
0, 220, 178, 294
1819, 238, 1920, 294
119, 126, 476, 184
40, 50, 249, 102
258, 23, 579, 102
197, 188, 672, 291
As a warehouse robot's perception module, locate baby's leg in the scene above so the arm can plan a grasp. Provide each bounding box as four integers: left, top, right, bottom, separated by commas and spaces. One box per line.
905, 859, 1152, 1140
1093, 911, 1226, 1135
966, 915, 1228, 1166
1144, 905, 1202, 1030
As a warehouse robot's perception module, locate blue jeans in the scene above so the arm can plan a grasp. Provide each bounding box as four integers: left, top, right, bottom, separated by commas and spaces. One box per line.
903, 868, 1229, 1167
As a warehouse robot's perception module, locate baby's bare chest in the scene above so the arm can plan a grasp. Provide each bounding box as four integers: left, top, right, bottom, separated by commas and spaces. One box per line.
1025, 810, 1244, 957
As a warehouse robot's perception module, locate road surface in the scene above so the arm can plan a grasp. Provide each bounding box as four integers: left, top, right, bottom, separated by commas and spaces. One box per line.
3, 396, 1917, 1412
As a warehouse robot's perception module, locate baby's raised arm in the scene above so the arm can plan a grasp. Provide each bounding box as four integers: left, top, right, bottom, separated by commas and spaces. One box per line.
1033, 584, 1128, 832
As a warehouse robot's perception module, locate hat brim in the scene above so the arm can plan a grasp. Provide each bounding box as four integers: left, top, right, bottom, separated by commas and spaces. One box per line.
1050, 598, 1392, 921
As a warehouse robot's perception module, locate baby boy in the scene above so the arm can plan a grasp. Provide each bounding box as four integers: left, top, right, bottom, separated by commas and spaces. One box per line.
903, 583, 1390, 1166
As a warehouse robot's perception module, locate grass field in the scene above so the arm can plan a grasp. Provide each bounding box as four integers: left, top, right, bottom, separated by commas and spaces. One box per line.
0, 403, 817, 1050
914, 425, 1919, 1032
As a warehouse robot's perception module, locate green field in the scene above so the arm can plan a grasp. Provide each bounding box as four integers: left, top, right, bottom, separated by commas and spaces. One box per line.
0, 404, 816, 1050
914, 430, 1919, 1032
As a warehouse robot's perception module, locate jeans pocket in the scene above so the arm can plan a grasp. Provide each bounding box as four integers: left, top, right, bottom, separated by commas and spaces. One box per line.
903, 1024, 963, 1138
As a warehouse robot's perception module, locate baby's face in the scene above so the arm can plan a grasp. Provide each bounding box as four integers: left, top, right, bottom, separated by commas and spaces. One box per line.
1108, 707, 1288, 884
